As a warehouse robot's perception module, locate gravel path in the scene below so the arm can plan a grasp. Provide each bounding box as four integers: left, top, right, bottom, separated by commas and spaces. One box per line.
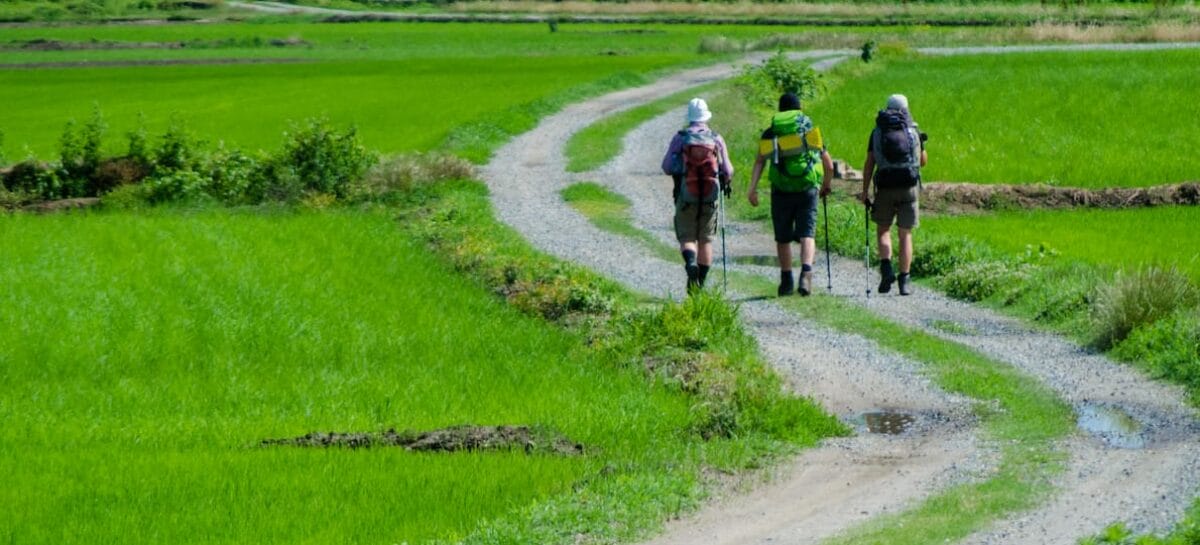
481, 46, 1200, 544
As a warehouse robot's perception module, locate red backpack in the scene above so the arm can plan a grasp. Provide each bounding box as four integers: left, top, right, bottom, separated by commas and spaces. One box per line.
679, 129, 721, 204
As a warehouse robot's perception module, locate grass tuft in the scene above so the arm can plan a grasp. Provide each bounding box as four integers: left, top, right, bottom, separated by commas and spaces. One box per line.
1091, 265, 1198, 350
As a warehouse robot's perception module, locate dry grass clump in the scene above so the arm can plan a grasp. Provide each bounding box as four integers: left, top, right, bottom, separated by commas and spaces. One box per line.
356, 152, 476, 195
1022, 21, 1200, 44
1092, 265, 1198, 349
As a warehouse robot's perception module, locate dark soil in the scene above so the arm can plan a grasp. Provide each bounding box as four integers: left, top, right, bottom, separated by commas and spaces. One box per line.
261, 425, 585, 455
5, 37, 309, 51
921, 182, 1200, 214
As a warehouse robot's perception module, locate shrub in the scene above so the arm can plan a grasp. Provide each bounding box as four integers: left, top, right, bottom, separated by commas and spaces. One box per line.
100, 183, 151, 211
1112, 308, 1200, 393
126, 114, 152, 169
57, 107, 106, 194
278, 118, 376, 198
938, 260, 1029, 303
204, 146, 266, 205
155, 115, 204, 173
737, 51, 823, 110
142, 170, 212, 204
1091, 266, 1198, 350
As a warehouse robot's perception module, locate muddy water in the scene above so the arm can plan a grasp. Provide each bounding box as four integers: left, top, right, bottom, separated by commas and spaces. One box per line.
1077, 403, 1146, 449
859, 411, 917, 435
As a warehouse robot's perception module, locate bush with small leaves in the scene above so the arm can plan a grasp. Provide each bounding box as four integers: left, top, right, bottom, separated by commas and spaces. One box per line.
278, 118, 376, 198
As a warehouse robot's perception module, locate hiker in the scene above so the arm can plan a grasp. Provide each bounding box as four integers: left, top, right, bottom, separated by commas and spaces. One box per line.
747, 93, 833, 296
859, 94, 928, 296
661, 97, 733, 293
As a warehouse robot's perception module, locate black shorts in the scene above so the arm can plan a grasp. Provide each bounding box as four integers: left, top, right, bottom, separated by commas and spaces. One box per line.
771, 188, 818, 243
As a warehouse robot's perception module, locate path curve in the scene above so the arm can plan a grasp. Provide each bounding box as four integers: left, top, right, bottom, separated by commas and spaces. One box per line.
482, 46, 1200, 544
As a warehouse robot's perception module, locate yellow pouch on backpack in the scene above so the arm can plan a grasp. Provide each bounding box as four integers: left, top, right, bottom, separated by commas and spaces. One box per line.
759, 127, 824, 157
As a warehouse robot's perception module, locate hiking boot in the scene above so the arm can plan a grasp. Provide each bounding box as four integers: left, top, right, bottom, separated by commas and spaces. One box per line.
798, 270, 813, 297
777, 270, 794, 297
686, 263, 700, 293
878, 260, 896, 294
898, 273, 912, 296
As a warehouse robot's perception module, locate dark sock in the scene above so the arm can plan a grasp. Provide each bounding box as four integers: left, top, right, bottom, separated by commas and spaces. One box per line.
899, 272, 910, 279
801, 264, 813, 273
880, 259, 894, 276
682, 249, 697, 267
698, 265, 711, 286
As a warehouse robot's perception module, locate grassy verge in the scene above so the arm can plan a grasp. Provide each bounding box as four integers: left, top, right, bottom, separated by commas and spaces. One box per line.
561, 181, 678, 262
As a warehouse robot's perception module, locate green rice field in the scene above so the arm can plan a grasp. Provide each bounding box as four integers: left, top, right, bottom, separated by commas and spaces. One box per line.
0, 208, 725, 543
923, 206, 1200, 282
808, 48, 1200, 188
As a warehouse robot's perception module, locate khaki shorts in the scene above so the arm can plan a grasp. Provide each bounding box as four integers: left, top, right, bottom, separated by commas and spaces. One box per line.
674, 201, 718, 243
872, 186, 920, 229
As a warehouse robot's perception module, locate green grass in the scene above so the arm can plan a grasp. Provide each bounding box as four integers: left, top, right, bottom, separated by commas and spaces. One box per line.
807, 49, 1200, 188
0, 55, 686, 160
0, 209, 654, 542
561, 181, 678, 261
924, 206, 1200, 283
564, 82, 720, 173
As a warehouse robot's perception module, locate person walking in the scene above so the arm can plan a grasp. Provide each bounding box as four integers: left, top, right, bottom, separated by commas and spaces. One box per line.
859, 94, 928, 296
661, 97, 733, 293
747, 93, 833, 297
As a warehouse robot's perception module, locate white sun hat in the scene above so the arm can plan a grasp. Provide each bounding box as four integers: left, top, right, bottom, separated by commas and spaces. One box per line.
686, 98, 712, 123
886, 94, 909, 110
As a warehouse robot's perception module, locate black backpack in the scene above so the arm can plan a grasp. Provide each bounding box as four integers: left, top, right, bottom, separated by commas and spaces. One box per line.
871, 108, 921, 187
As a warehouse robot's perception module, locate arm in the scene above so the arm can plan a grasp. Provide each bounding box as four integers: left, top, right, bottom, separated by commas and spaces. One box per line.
716, 135, 734, 181
661, 134, 682, 175
819, 150, 834, 198
919, 148, 928, 168
861, 153, 875, 205
748, 154, 766, 207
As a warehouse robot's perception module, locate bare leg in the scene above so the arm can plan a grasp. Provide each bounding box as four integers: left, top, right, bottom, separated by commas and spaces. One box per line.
876, 224, 893, 261
898, 228, 913, 273
697, 242, 714, 266
680, 241, 697, 255
776, 243, 793, 271
800, 237, 816, 267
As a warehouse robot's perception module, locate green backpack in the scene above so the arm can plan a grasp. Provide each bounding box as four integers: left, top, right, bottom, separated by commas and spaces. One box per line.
766, 110, 823, 192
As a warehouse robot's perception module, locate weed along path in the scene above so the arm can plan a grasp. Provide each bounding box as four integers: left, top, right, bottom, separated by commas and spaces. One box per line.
482, 48, 1200, 544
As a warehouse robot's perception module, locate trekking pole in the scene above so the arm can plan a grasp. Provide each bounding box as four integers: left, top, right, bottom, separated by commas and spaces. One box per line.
864, 200, 871, 299
822, 195, 832, 292
720, 182, 728, 293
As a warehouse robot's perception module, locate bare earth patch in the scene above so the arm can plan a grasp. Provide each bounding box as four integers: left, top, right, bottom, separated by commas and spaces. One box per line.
261, 425, 586, 455
921, 181, 1200, 214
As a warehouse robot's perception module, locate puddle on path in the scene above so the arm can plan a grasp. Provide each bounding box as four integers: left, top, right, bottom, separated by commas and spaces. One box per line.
1077, 403, 1146, 449
858, 411, 917, 435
